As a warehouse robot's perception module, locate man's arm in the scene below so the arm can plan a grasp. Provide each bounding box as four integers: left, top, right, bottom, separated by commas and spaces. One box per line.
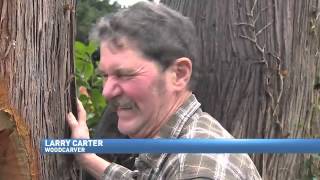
176, 153, 262, 180
76, 153, 110, 179
66, 99, 110, 179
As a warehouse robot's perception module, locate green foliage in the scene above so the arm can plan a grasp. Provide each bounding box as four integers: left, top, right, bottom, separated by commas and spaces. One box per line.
75, 41, 106, 130
76, 0, 120, 42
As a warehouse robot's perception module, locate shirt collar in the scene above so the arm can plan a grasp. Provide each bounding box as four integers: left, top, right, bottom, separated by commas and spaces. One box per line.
157, 94, 201, 139
137, 94, 201, 169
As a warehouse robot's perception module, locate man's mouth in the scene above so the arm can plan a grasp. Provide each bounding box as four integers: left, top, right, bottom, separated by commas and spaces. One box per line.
109, 97, 136, 112
118, 105, 133, 110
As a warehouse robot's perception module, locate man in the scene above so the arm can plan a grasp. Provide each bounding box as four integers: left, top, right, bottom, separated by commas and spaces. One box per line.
67, 2, 262, 179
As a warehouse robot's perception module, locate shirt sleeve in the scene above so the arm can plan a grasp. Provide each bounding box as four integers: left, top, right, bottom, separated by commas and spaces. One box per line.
173, 153, 262, 180
102, 162, 137, 180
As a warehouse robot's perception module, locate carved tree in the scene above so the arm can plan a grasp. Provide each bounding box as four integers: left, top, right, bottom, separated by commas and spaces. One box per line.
161, 0, 320, 179
0, 0, 78, 179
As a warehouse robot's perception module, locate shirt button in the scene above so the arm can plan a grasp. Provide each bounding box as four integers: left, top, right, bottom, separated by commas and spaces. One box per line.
132, 170, 139, 179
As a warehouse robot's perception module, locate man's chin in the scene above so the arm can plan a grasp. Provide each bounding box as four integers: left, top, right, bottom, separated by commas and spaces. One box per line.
117, 108, 136, 119
117, 121, 137, 137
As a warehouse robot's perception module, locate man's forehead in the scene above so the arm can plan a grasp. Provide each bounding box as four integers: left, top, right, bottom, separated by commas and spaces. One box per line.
100, 48, 150, 68
98, 42, 163, 73
99, 62, 128, 72
99, 48, 134, 69
98, 57, 142, 73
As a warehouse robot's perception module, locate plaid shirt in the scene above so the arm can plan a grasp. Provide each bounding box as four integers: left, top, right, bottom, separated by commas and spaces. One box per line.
102, 95, 262, 180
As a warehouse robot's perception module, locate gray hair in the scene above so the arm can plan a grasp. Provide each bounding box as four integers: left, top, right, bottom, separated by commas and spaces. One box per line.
91, 1, 200, 91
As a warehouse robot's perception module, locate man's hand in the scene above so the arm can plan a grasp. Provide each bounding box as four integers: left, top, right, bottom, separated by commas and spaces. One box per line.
66, 99, 111, 179
66, 99, 90, 139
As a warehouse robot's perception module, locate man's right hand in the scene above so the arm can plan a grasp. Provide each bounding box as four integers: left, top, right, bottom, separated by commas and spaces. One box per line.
66, 99, 110, 179
66, 99, 90, 139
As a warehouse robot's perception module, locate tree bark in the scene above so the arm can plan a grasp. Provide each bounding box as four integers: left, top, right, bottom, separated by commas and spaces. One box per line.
161, 0, 320, 179
0, 0, 78, 179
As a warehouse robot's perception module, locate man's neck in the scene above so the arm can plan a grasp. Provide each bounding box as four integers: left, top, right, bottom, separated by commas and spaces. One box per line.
153, 90, 192, 138
128, 91, 192, 139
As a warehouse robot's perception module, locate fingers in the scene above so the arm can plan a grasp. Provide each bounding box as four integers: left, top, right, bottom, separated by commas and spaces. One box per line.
66, 99, 87, 128
66, 112, 78, 129
77, 98, 87, 125
66, 100, 90, 139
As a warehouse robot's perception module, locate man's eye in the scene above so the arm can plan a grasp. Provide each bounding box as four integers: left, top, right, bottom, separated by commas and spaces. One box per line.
101, 74, 108, 80
116, 73, 135, 80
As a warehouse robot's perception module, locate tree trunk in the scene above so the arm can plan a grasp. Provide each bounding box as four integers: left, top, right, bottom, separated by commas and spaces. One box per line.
0, 0, 78, 179
161, 0, 320, 179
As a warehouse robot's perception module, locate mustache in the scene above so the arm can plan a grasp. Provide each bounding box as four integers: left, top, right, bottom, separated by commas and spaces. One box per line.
108, 96, 136, 111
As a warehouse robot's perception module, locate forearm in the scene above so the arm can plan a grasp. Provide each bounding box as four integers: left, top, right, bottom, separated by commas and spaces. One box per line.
76, 153, 110, 179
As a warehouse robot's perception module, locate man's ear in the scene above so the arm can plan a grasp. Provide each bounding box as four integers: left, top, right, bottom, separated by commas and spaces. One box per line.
169, 57, 192, 91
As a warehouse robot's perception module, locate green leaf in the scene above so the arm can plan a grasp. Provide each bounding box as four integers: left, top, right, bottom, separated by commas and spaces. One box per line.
91, 89, 106, 113
91, 76, 104, 88
75, 58, 94, 81
79, 94, 90, 105
87, 114, 99, 128
87, 112, 95, 120
75, 75, 90, 88
75, 41, 87, 54
87, 41, 98, 55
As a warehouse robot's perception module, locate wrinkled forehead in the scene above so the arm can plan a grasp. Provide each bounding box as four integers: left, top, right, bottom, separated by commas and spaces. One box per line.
98, 41, 161, 73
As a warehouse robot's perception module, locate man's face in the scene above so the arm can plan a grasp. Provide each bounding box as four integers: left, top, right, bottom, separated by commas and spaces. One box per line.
99, 43, 173, 138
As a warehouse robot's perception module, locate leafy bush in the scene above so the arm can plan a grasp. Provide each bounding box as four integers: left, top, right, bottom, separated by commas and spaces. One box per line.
75, 41, 106, 130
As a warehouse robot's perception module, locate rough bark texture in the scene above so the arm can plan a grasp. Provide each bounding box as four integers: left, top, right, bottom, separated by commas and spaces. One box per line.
161, 0, 320, 179
0, 109, 32, 180
0, 0, 78, 179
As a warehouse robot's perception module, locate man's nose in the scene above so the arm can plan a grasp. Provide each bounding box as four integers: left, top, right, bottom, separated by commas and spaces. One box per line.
102, 77, 122, 100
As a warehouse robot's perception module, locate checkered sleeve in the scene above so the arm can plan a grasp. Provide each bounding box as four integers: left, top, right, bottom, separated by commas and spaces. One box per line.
102, 162, 136, 180
175, 153, 261, 180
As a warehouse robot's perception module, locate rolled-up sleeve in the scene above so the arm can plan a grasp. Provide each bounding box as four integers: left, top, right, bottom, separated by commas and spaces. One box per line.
102, 163, 137, 180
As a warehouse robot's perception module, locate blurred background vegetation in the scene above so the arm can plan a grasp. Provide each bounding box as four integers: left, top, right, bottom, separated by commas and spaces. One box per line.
76, 0, 120, 43
75, 0, 120, 131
